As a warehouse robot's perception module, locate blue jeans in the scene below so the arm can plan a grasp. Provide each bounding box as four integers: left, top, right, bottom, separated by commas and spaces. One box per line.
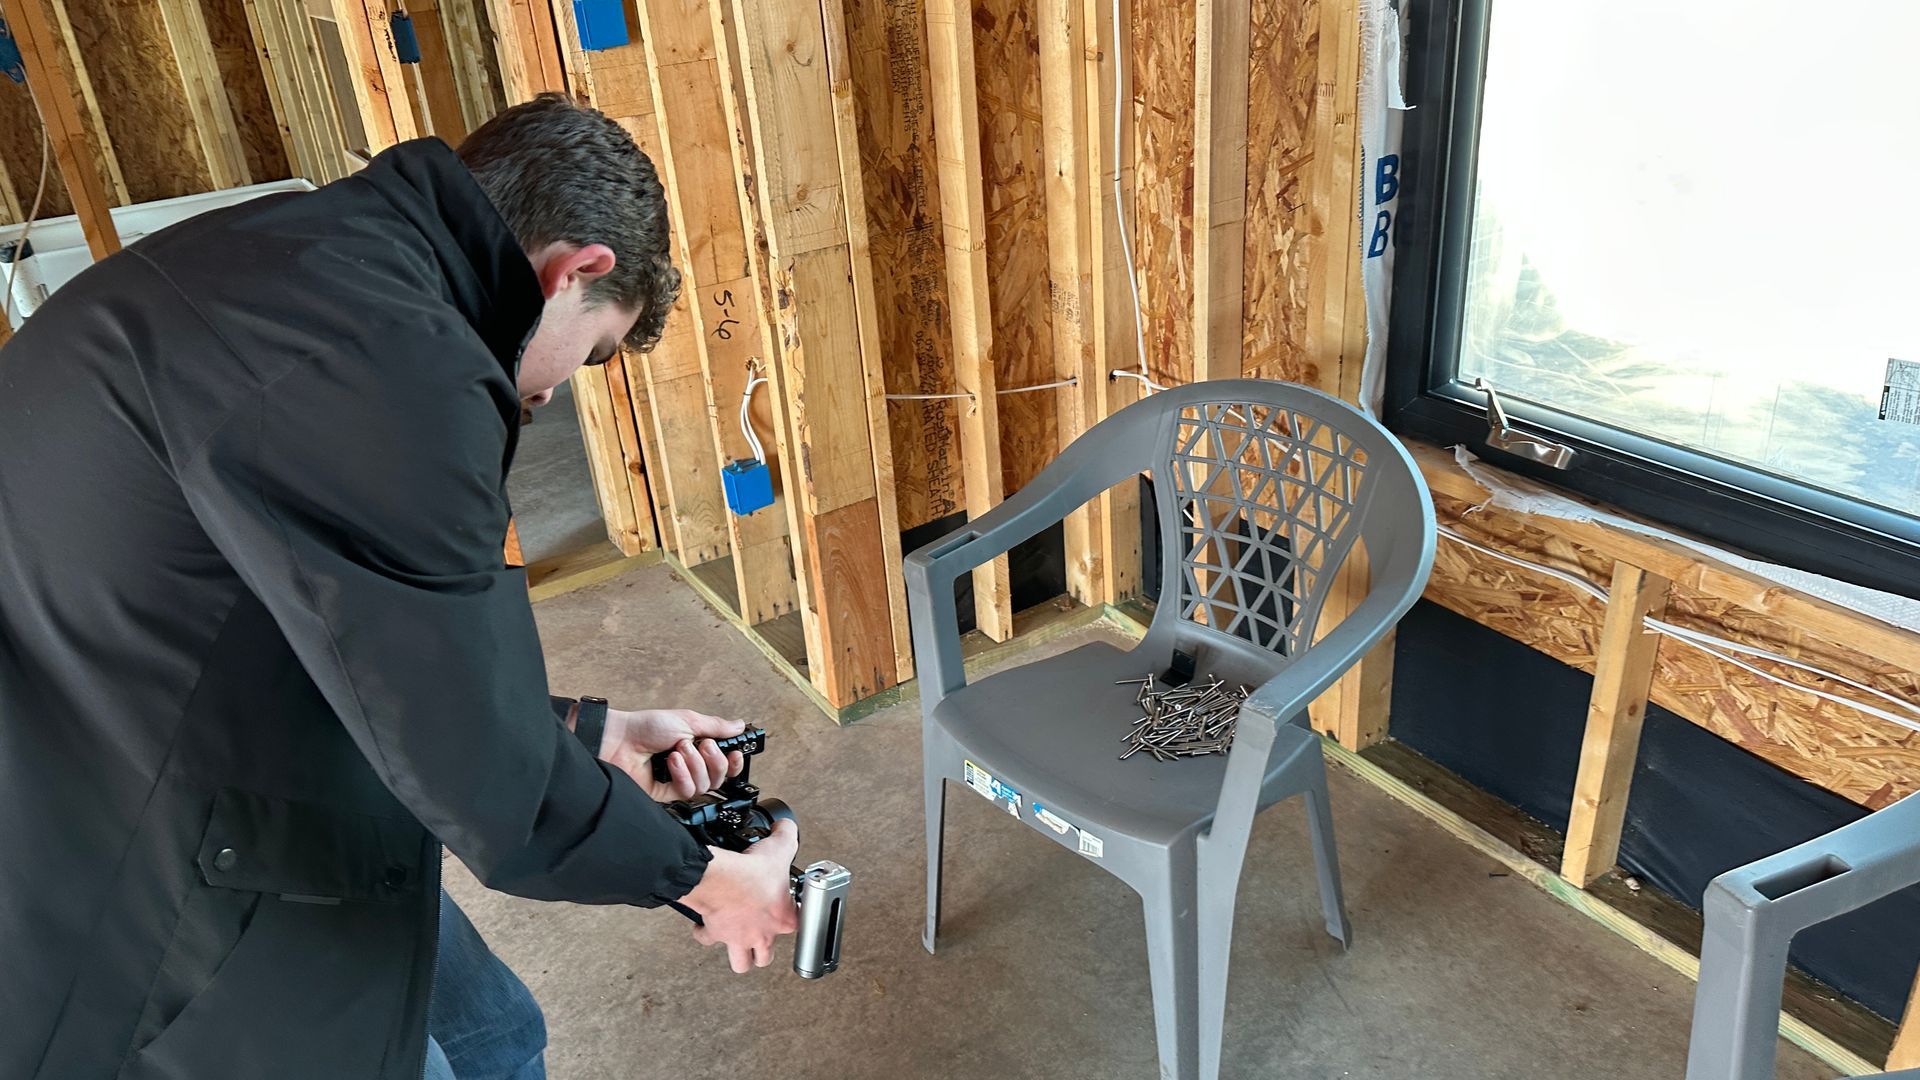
423, 890, 547, 1080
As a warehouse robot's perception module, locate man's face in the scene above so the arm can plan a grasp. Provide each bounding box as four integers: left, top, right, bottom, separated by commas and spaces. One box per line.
517, 242, 640, 408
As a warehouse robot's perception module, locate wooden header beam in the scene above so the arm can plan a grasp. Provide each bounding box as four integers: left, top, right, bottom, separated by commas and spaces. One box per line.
1189, 0, 1247, 382
330, 0, 419, 153
485, 0, 566, 102
731, 0, 906, 704
158, 0, 253, 190
924, 0, 1012, 643
437, 0, 501, 132
707, 0, 826, 674
1082, 0, 1143, 604
4, 0, 120, 259
635, 0, 802, 626
1037, 0, 1106, 608
545, 0, 726, 567
820, 0, 913, 679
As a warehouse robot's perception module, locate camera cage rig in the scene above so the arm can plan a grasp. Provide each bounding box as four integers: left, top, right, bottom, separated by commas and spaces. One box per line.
655, 726, 849, 979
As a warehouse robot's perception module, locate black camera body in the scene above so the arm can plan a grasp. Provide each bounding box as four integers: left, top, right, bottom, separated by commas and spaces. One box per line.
659, 728, 849, 979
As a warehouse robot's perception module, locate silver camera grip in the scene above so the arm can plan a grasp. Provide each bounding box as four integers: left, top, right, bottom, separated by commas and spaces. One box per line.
790, 860, 850, 979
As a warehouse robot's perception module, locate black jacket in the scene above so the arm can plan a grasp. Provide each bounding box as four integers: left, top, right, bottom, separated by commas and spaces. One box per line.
0, 140, 708, 1079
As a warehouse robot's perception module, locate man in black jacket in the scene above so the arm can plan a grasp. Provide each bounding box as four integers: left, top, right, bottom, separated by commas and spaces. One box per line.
0, 95, 797, 1080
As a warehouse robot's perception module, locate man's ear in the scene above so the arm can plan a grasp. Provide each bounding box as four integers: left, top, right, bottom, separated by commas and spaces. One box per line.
531, 242, 618, 301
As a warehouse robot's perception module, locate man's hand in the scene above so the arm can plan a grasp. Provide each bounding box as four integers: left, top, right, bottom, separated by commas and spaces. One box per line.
680, 819, 801, 972
597, 708, 748, 800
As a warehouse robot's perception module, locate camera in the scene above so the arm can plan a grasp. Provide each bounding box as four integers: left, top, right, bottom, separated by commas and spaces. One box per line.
657, 728, 849, 979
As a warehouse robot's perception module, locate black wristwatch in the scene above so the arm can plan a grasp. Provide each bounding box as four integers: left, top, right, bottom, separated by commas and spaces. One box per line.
574, 695, 610, 755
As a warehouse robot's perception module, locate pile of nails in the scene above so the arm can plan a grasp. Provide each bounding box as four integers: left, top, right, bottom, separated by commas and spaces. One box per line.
1114, 673, 1251, 761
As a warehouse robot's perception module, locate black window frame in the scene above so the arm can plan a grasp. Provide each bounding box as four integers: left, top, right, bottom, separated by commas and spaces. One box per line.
1383, 0, 1920, 601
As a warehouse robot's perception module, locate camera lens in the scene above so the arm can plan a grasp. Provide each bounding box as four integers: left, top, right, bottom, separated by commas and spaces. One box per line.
754, 798, 796, 833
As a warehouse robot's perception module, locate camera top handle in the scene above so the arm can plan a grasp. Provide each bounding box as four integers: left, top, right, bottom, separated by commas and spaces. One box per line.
650, 725, 767, 786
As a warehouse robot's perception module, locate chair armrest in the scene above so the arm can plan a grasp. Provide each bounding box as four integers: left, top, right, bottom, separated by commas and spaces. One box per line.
1707, 790, 1920, 934
904, 426, 1149, 714
1685, 793, 1920, 1080
1241, 583, 1416, 725
1202, 572, 1426, 843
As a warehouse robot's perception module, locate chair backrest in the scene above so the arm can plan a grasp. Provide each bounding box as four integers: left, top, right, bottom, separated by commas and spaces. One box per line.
1127, 380, 1433, 692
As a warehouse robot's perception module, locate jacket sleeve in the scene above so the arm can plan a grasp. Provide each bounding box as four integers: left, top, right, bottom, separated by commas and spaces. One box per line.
175, 328, 708, 906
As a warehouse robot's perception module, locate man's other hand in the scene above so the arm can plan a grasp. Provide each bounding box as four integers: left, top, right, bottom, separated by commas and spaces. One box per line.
680, 818, 801, 972
599, 708, 747, 800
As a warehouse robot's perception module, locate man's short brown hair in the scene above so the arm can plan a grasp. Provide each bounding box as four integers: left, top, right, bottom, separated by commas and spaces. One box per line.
458, 93, 681, 352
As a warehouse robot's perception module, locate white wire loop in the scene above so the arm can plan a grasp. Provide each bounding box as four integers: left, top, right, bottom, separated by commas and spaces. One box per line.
739, 361, 768, 463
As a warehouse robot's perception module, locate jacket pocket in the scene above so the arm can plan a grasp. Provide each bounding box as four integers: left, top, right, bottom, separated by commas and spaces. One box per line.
120, 788, 427, 1077
194, 787, 425, 903
121, 888, 417, 1080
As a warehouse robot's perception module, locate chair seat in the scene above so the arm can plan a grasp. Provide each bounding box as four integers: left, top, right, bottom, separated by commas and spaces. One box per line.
932, 640, 1319, 845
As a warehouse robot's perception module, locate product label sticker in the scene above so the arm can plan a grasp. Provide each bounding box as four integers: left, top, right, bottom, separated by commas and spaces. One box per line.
1077, 830, 1105, 859
1879, 358, 1920, 425
963, 760, 1021, 817
963, 759, 995, 799
1032, 803, 1072, 835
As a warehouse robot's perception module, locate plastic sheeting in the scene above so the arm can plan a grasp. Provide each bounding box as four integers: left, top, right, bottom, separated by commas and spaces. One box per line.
1357, 0, 1408, 415
1450, 445, 1920, 635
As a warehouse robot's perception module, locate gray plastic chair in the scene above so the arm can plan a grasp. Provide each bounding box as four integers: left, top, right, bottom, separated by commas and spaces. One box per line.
905, 379, 1437, 1080
1685, 792, 1920, 1080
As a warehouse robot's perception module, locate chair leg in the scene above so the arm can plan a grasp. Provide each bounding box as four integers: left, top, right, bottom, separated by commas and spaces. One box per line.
1302, 765, 1352, 948
923, 770, 946, 955
1194, 830, 1252, 1080
1684, 887, 1794, 1080
1142, 845, 1200, 1080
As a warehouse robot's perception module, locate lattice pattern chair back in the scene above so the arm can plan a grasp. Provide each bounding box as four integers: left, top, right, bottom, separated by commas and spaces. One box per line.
1165, 398, 1374, 657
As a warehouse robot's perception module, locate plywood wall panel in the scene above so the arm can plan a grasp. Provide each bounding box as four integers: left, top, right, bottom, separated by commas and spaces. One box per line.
1427, 491, 1920, 810
67, 0, 213, 202
1130, 0, 1194, 387
844, 0, 963, 530
974, 0, 1057, 494
201, 0, 293, 182
1241, 0, 1318, 383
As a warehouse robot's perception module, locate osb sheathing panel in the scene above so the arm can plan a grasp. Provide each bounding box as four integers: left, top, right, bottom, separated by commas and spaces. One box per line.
856, 0, 1328, 514
0, 85, 71, 219
66, 2, 212, 203
1242, 0, 1319, 384
846, 0, 962, 530
1132, 0, 1194, 387
973, 0, 1057, 495
1428, 493, 1920, 809
1424, 493, 1610, 667
1654, 592, 1920, 810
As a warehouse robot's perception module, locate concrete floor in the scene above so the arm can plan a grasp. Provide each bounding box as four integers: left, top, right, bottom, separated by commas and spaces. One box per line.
506, 380, 610, 565
447, 562, 1839, 1080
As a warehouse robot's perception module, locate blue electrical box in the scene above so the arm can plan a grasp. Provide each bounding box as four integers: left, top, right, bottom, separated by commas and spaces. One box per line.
573, 0, 630, 51
723, 458, 775, 516
0, 18, 26, 84
389, 11, 422, 64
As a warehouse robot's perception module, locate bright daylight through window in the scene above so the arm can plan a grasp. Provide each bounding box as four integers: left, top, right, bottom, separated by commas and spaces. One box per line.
1456, 2, 1920, 516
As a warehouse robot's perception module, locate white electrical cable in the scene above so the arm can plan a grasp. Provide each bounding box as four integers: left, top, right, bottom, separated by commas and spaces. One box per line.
4, 92, 53, 327
883, 376, 1080, 403
739, 372, 768, 462
1643, 620, 1920, 732
1110, 369, 1168, 392
1435, 524, 1920, 735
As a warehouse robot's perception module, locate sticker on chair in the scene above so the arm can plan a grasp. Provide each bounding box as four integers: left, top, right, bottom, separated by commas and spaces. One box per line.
963, 760, 1021, 817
